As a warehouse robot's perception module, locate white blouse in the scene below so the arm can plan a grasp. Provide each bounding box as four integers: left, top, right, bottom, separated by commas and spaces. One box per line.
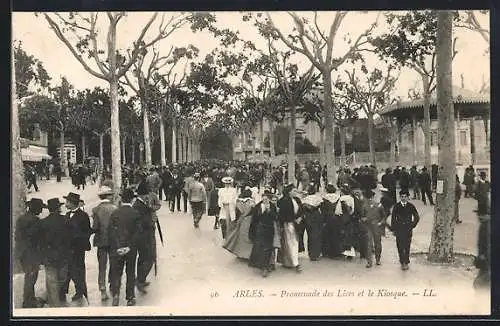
218, 187, 238, 207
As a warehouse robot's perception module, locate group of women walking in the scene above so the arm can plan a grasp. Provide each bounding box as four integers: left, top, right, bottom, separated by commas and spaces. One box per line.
219, 178, 386, 277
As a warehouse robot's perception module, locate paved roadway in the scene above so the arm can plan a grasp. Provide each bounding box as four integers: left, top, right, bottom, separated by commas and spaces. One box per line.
13, 179, 489, 316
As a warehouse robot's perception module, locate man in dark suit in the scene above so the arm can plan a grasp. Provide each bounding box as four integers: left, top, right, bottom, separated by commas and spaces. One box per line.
39, 198, 72, 307
419, 167, 434, 205
15, 198, 45, 308
61, 192, 92, 304
389, 190, 420, 271
170, 169, 183, 212
160, 166, 173, 202
133, 185, 156, 294
108, 188, 142, 306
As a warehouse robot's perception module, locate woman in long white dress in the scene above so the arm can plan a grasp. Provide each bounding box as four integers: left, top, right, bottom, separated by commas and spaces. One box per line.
218, 177, 238, 239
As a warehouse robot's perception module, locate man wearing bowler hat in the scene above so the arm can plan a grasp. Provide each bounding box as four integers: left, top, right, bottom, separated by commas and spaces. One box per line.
92, 186, 117, 302
133, 184, 156, 293
109, 188, 142, 306
39, 198, 72, 307
15, 198, 45, 308
61, 192, 92, 303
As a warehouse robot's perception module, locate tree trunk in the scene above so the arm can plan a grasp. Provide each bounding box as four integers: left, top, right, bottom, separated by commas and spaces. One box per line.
160, 114, 166, 167
322, 71, 336, 185
180, 130, 184, 163
339, 125, 346, 166
187, 133, 192, 162
319, 125, 326, 167
99, 133, 104, 174
469, 118, 476, 164
121, 136, 126, 165
252, 132, 257, 158
367, 113, 375, 165
81, 133, 86, 163
288, 104, 296, 184
422, 74, 432, 170
131, 135, 135, 165
428, 11, 455, 263
109, 78, 122, 202
389, 120, 396, 167
60, 128, 66, 176
12, 45, 26, 274
142, 101, 151, 167
412, 115, 418, 164
269, 119, 275, 158
172, 116, 177, 163
259, 117, 264, 157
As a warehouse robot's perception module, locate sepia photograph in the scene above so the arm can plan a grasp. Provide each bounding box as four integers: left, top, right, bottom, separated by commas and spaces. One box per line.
11, 9, 491, 317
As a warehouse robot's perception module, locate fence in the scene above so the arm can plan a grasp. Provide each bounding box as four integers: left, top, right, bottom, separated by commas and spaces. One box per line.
271, 150, 490, 169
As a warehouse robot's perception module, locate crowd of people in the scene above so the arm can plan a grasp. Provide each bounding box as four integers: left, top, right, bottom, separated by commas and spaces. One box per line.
15, 159, 490, 309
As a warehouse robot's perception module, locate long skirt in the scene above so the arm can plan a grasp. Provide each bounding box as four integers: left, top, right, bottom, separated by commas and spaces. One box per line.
277, 222, 300, 268
223, 215, 253, 259
304, 210, 323, 260
248, 222, 275, 269
322, 215, 344, 258
220, 205, 237, 235
191, 201, 204, 224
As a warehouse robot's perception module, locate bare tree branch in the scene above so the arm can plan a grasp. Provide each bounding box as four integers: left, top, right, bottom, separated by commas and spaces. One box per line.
44, 13, 106, 80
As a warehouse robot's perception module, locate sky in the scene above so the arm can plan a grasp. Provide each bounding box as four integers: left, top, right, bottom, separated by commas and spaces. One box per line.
12, 11, 490, 102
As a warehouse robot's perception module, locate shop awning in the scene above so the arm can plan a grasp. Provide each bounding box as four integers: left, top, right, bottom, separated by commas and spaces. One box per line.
21, 148, 52, 162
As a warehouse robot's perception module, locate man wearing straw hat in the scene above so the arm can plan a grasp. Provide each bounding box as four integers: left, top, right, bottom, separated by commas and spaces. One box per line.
91, 186, 117, 302
39, 197, 72, 307
187, 172, 207, 228
61, 192, 92, 304
15, 198, 46, 308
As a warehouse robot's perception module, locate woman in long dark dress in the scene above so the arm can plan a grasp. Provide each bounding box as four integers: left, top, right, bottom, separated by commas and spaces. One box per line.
208, 171, 222, 229
321, 183, 341, 258
223, 189, 255, 259
301, 184, 325, 261
248, 190, 278, 277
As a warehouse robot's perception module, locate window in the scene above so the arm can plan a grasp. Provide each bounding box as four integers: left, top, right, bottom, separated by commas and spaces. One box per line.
430, 130, 438, 146
460, 130, 468, 146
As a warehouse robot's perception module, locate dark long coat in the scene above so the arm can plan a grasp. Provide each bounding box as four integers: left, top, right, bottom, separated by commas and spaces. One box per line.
248, 202, 278, 269
39, 213, 72, 268
67, 209, 92, 252
15, 211, 42, 269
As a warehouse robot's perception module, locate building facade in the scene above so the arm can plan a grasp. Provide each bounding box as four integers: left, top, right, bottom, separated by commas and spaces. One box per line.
20, 123, 51, 162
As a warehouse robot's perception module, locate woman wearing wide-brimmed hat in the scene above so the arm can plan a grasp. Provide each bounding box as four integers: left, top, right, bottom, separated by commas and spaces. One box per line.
217, 176, 238, 239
